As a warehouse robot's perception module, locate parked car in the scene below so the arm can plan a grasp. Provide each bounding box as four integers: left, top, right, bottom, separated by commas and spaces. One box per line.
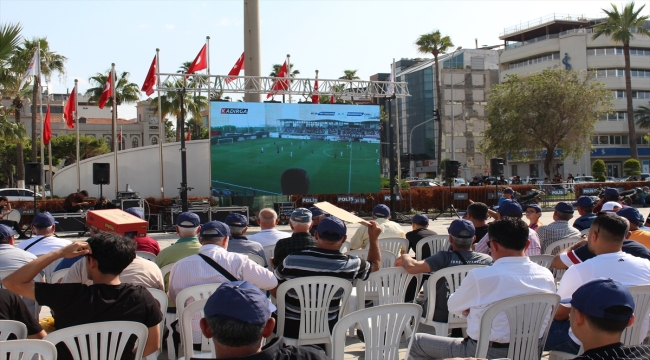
605, 176, 618, 182
574, 176, 595, 183
0, 188, 42, 201
625, 173, 650, 181
453, 178, 466, 187
406, 180, 438, 187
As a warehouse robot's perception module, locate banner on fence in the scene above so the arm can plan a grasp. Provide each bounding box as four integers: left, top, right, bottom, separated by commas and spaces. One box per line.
454, 193, 469, 200
383, 194, 402, 201
302, 196, 318, 204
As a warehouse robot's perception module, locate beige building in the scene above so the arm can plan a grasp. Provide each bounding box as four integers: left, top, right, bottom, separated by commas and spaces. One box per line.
498, 14, 650, 179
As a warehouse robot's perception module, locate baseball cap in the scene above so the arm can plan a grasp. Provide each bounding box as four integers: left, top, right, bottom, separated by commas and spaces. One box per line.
309, 207, 327, 218
573, 196, 594, 209
601, 201, 622, 212
225, 213, 248, 227
373, 204, 390, 218
316, 217, 347, 240
617, 207, 644, 226
204, 281, 276, 325
290, 208, 312, 223
124, 207, 144, 219
0, 224, 16, 240
498, 199, 522, 216
200, 221, 230, 238
604, 188, 620, 198
525, 204, 542, 213
176, 212, 200, 228
448, 219, 475, 238
504, 188, 514, 194
560, 279, 634, 321
555, 202, 574, 215
32, 212, 58, 228
411, 214, 429, 226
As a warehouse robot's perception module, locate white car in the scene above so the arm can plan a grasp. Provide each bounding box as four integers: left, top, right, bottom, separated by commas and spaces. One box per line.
0, 188, 42, 201
453, 178, 466, 187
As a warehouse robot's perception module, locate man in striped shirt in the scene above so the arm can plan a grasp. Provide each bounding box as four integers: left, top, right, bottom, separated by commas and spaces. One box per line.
537, 202, 581, 254
272, 217, 382, 339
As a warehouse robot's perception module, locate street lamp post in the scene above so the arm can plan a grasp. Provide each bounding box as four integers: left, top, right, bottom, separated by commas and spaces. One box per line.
449, 46, 462, 160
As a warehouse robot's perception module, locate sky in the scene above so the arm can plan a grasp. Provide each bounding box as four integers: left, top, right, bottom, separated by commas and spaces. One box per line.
2, 0, 646, 119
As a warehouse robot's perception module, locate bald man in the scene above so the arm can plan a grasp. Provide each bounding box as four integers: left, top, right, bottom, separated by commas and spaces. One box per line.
248, 208, 289, 248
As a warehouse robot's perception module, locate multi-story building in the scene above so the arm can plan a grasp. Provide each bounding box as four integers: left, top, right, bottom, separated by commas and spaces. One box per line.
499, 14, 650, 178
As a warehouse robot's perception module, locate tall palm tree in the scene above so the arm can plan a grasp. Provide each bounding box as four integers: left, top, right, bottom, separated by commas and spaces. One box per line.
269, 63, 299, 78
636, 101, 650, 129
415, 30, 454, 172
593, 2, 650, 160
149, 79, 208, 141
0, 22, 22, 87
177, 61, 209, 88
86, 70, 141, 151
339, 69, 360, 80
13, 37, 66, 162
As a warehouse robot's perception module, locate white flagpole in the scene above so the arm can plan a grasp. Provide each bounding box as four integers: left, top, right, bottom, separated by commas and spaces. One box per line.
286, 54, 291, 103
156, 49, 164, 198
206, 36, 212, 199
75, 79, 80, 192
37, 43, 45, 191
47, 81, 53, 196
111, 63, 118, 197
393, 58, 402, 189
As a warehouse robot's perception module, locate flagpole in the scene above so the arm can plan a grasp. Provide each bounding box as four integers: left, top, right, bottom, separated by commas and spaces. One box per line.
75, 79, 80, 192
286, 54, 291, 104
393, 58, 402, 190
47, 81, 53, 196
314, 70, 319, 103
206, 36, 212, 199
38, 46, 45, 191
156, 49, 164, 199
111, 63, 118, 197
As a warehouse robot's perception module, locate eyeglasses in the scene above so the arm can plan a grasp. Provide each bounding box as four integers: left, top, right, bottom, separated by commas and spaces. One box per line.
525, 210, 537, 214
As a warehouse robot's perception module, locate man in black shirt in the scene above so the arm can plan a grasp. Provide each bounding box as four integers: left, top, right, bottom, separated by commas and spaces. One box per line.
198, 281, 328, 360
0, 288, 45, 339
62, 190, 90, 213
2, 232, 162, 360
272, 208, 316, 268
406, 214, 437, 258
569, 279, 650, 359
464, 202, 489, 243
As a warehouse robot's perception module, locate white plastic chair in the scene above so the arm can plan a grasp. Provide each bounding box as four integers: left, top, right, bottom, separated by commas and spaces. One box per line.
416, 235, 450, 260
179, 298, 216, 360
263, 244, 276, 266
247, 254, 266, 267
544, 236, 581, 255
420, 265, 487, 336
347, 249, 396, 269
356, 267, 419, 311
474, 293, 560, 360
146, 288, 168, 360
160, 263, 175, 288
43, 258, 63, 283
529, 255, 554, 270
49, 268, 69, 284
137, 251, 157, 262
45, 321, 149, 360
331, 304, 422, 360
275, 276, 353, 356
376, 238, 409, 258
159, 262, 177, 359
0, 320, 27, 340
339, 241, 350, 253
0, 339, 58, 360
174, 284, 222, 360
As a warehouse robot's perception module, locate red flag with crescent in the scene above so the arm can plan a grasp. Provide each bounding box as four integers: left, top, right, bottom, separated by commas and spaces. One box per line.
187, 44, 207, 76
98, 70, 113, 109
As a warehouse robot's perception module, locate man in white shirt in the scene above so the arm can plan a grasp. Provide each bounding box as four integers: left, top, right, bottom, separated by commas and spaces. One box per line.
349, 204, 405, 250
410, 217, 556, 359
17, 212, 71, 256
544, 213, 650, 354
248, 208, 288, 248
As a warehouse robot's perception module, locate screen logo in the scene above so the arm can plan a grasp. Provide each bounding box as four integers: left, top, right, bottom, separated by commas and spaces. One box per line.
347, 112, 364, 116
221, 108, 248, 114
317, 111, 335, 116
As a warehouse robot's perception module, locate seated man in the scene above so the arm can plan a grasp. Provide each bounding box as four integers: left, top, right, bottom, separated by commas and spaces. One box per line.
124, 207, 160, 255
405, 214, 437, 258
272, 208, 316, 267
273, 217, 382, 339
155, 212, 203, 289
308, 207, 328, 237
0, 289, 46, 339
537, 202, 581, 253
617, 207, 650, 248
497, 187, 513, 207
224, 213, 267, 267
0, 196, 28, 239
474, 200, 542, 256
572, 196, 596, 231
248, 208, 288, 248
198, 281, 328, 359
62, 190, 90, 213
410, 217, 556, 360
463, 202, 489, 244
568, 279, 650, 359
349, 204, 406, 251
593, 188, 623, 213
17, 212, 71, 256
2, 233, 163, 360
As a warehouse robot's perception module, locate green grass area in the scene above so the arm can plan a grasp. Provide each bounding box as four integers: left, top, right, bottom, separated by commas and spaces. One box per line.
211, 138, 380, 195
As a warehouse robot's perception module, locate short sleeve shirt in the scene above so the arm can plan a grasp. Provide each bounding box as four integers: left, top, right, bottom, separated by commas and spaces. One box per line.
629, 230, 650, 248
405, 228, 438, 257
272, 232, 316, 267
0, 289, 43, 335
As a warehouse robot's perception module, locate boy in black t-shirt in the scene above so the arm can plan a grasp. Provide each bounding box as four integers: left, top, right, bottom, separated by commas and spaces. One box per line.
2, 232, 162, 360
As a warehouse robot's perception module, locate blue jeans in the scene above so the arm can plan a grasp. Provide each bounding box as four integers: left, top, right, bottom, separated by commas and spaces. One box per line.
544, 320, 581, 353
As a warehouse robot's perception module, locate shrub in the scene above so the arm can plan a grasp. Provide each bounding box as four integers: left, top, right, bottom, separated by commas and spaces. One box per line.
592, 159, 606, 182
623, 158, 641, 177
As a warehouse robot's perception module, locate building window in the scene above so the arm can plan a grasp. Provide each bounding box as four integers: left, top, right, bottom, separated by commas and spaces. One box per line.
592, 68, 650, 78
529, 164, 539, 177
613, 90, 650, 99
150, 136, 158, 145
511, 165, 518, 176
587, 47, 650, 56
131, 137, 139, 148
636, 136, 650, 145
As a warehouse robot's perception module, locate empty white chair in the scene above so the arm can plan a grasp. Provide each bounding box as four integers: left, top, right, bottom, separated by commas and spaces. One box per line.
275, 276, 352, 356
420, 265, 487, 336
0, 320, 27, 340
544, 237, 581, 255
331, 304, 422, 360
529, 255, 554, 270
179, 298, 216, 360
375, 238, 409, 258
146, 288, 168, 360
416, 235, 451, 261
247, 254, 265, 267
49, 268, 69, 284
474, 293, 560, 359
45, 321, 149, 360
356, 267, 419, 311
0, 339, 58, 360
174, 284, 222, 360
137, 251, 157, 262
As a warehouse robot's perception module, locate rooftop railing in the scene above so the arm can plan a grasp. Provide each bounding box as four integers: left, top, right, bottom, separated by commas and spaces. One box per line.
501, 13, 592, 36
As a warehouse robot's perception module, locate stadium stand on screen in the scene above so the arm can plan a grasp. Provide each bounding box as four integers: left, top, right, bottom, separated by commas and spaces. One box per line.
210, 102, 381, 195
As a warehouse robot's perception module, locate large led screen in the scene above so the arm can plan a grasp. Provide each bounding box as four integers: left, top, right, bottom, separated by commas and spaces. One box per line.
210, 102, 381, 195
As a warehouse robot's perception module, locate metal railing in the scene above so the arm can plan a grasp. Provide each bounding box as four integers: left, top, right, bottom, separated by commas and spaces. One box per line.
501, 14, 593, 36
505, 33, 559, 50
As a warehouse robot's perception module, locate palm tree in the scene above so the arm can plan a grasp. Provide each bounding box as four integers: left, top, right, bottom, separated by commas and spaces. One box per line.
149, 79, 208, 141
339, 69, 360, 80
636, 101, 650, 128
415, 30, 454, 172
86, 70, 141, 151
270, 63, 299, 78
0, 22, 22, 87
177, 61, 209, 88
593, 2, 650, 160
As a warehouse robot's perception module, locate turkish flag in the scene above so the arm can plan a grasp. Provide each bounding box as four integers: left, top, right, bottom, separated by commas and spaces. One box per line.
98, 70, 113, 109
330, 95, 335, 104
186, 130, 191, 141
225, 52, 245, 84
187, 44, 207, 76
312, 79, 319, 104
141, 55, 156, 96
266, 61, 289, 99
44, 104, 52, 145
63, 86, 76, 129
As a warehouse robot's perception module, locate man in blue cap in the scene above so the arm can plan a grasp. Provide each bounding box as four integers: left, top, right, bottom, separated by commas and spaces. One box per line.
474, 199, 542, 256
18, 212, 71, 256
307, 207, 327, 237
567, 279, 650, 359
593, 188, 623, 213
537, 202, 581, 253
497, 187, 514, 207
155, 212, 202, 273
572, 196, 596, 231
272, 208, 316, 268
224, 213, 267, 267
198, 281, 328, 359
617, 207, 650, 247
406, 214, 438, 258
123, 208, 160, 255
349, 204, 406, 250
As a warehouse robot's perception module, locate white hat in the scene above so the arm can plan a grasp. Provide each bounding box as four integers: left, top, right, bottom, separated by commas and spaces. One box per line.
601, 201, 622, 212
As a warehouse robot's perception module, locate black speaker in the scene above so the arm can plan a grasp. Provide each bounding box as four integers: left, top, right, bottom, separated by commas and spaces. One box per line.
490, 158, 504, 176
445, 160, 461, 178
93, 163, 110, 185
25, 163, 42, 186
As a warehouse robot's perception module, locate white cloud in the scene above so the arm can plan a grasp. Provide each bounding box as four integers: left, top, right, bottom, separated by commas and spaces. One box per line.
164, 23, 176, 30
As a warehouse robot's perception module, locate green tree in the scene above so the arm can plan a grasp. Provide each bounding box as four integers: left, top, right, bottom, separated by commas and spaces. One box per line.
415, 30, 454, 173
593, 2, 650, 160
85, 70, 141, 151
623, 158, 642, 177
479, 70, 613, 178
269, 63, 299, 78
592, 159, 606, 181
150, 79, 208, 141
339, 70, 360, 80
635, 101, 650, 128
49, 134, 110, 167
0, 22, 22, 85
0, 106, 26, 142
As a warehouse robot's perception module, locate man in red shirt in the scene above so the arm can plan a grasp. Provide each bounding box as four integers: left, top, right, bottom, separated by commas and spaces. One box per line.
124, 208, 160, 255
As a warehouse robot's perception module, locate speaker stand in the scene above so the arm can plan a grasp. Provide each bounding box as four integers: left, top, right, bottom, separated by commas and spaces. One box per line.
432, 178, 461, 220
33, 184, 38, 218
99, 184, 103, 201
